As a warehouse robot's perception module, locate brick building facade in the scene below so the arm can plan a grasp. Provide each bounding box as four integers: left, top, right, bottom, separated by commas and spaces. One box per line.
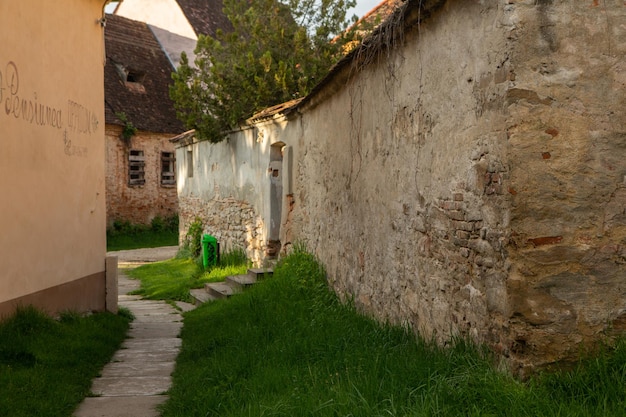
104, 14, 185, 226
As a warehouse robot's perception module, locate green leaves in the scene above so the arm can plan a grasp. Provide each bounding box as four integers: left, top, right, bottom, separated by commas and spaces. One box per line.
170, 0, 360, 143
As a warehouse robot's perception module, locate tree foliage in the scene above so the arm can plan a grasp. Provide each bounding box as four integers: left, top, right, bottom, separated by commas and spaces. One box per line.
170, 0, 359, 142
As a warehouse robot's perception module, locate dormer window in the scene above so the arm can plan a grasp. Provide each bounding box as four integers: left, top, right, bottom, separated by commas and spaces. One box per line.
125, 70, 145, 83
115, 63, 146, 93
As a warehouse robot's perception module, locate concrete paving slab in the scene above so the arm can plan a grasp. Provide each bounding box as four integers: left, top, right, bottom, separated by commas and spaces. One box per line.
75, 247, 183, 417
99, 361, 176, 377
127, 322, 182, 339
131, 314, 181, 323
124, 309, 181, 317
121, 338, 182, 350
90, 376, 172, 396
73, 396, 166, 417
118, 294, 142, 302
111, 350, 179, 363
122, 308, 178, 315
127, 330, 181, 340
120, 302, 174, 309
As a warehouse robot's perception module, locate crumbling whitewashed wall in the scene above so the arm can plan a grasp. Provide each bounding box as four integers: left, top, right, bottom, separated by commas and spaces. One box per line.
175, 117, 301, 265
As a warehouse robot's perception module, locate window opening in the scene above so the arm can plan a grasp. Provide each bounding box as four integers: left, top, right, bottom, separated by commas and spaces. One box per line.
115, 63, 146, 93
128, 149, 145, 186
126, 71, 143, 83
187, 149, 193, 178
161, 152, 176, 186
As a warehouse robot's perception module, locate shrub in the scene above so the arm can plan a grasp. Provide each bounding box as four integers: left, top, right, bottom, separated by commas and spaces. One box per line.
182, 217, 204, 258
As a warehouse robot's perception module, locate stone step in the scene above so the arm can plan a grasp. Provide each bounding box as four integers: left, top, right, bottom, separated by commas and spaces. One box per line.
190, 288, 215, 305
248, 268, 273, 280
226, 274, 258, 291
189, 267, 275, 305
206, 282, 235, 299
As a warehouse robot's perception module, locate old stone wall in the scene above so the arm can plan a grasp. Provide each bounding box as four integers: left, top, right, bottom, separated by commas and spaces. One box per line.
505, 1, 626, 372
105, 125, 178, 227
178, 195, 266, 265
289, 0, 626, 374
292, 0, 512, 354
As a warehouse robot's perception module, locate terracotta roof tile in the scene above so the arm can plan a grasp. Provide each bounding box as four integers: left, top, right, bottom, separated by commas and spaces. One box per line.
175, 0, 232, 37
104, 14, 185, 134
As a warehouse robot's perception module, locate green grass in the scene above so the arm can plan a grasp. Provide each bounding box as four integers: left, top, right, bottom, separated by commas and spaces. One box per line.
106, 216, 179, 251
0, 306, 131, 417
107, 228, 178, 251
156, 247, 626, 417
127, 249, 251, 303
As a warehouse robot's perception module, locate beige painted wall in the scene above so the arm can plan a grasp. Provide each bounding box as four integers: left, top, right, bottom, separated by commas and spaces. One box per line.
0, 0, 108, 316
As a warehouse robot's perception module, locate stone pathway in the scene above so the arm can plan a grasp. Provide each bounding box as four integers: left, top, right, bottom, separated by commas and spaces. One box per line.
74, 246, 193, 417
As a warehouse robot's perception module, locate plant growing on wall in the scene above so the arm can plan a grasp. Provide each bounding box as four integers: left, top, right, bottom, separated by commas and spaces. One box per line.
183, 217, 204, 258
170, 0, 360, 143
115, 111, 138, 145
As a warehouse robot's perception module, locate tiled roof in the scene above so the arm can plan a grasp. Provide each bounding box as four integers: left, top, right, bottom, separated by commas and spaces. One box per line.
104, 14, 185, 134
302, 0, 445, 109
360, 0, 404, 26
247, 98, 303, 124
175, 0, 232, 37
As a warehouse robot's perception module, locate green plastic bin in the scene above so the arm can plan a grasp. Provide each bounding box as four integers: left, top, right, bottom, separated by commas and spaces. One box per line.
201, 234, 219, 268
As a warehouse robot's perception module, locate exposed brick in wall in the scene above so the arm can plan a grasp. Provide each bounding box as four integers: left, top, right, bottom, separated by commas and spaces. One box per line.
291, 0, 513, 370
178, 195, 267, 266
105, 125, 178, 226
178, 0, 626, 376
289, 0, 626, 376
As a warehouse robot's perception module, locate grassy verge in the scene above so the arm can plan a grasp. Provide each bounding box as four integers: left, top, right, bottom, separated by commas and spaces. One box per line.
0, 307, 131, 417
107, 229, 178, 251
159, 247, 626, 417
127, 249, 251, 303
106, 216, 178, 251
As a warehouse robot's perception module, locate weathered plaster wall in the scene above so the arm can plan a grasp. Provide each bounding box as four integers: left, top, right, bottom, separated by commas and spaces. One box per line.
176, 118, 301, 264
292, 0, 512, 358
504, 1, 626, 372
105, 125, 178, 227
0, 0, 108, 317
290, 0, 626, 373
178, 0, 626, 372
